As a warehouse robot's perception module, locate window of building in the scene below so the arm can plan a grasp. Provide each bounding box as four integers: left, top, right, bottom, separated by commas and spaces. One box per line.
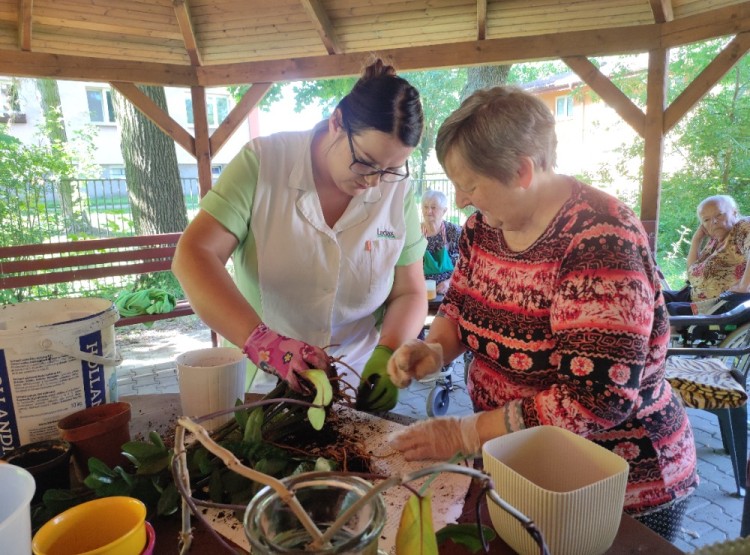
211, 165, 224, 177
87, 87, 115, 123
555, 95, 574, 119
108, 166, 126, 179
185, 94, 231, 127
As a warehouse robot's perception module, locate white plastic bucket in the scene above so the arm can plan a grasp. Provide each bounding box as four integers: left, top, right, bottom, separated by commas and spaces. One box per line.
0, 463, 36, 555
0, 298, 121, 457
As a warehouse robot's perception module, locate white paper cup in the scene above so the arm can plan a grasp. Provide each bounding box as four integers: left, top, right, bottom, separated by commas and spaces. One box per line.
177, 347, 247, 431
0, 463, 35, 555
426, 279, 437, 300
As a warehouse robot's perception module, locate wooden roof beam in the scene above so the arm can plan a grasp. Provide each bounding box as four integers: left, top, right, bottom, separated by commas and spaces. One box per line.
110, 81, 196, 155
210, 82, 272, 154
562, 55, 646, 136
649, 0, 674, 23
300, 0, 342, 55
477, 0, 487, 41
0, 50, 197, 85
18, 0, 32, 51
173, 0, 202, 66
664, 31, 750, 132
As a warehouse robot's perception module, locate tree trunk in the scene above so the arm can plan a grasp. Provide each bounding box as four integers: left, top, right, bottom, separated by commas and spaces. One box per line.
460, 65, 512, 101
112, 86, 188, 235
36, 78, 92, 233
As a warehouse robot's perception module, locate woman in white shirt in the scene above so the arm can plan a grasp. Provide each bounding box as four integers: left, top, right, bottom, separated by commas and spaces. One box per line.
173, 59, 427, 412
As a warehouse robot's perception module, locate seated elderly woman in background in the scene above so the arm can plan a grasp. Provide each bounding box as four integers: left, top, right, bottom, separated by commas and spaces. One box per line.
387, 86, 698, 541
663, 194, 750, 315
421, 189, 461, 295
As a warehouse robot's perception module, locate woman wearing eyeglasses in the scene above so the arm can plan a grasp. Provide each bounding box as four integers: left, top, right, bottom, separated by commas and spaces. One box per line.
662, 195, 750, 315
173, 58, 427, 412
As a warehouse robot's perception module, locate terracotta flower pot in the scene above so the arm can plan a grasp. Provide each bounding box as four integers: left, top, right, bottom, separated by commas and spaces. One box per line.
57, 402, 132, 474
1, 439, 72, 504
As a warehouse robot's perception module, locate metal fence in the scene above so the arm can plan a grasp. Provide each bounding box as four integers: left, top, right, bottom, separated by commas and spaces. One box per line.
2, 177, 463, 247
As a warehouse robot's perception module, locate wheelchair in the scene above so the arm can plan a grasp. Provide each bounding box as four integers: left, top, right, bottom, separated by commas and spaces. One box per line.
667, 293, 750, 496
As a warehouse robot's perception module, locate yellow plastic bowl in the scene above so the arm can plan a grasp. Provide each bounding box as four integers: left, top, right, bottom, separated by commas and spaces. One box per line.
32, 496, 147, 555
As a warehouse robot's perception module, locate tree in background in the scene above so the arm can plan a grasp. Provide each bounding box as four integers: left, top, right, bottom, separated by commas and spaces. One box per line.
35, 78, 100, 234
112, 86, 188, 235
593, 43, 750, 286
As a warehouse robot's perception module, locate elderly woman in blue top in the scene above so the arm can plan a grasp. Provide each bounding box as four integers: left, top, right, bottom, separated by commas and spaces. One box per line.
173, 59, 427, 412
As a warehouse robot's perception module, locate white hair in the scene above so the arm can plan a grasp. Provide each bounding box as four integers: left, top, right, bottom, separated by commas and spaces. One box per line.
422, 189, 447, 210
697, 195, 738, 217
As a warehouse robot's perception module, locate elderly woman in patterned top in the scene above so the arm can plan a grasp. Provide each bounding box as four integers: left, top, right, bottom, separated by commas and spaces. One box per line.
386, 86, 697, 541
663, 194, 750, 315
421, 189, 461, 295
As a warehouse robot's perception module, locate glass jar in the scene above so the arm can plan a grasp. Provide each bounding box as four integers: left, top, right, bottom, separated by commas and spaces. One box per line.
243, 474, 386, 555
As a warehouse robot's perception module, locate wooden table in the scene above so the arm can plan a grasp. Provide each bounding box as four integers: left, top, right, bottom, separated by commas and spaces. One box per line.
124, 394, 684, 555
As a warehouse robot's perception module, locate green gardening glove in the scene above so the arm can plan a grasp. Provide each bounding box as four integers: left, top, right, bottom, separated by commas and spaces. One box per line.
356, 346, 399, 412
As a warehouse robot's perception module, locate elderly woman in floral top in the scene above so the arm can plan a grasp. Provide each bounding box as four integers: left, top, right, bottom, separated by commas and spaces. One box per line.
387, 86, 697, 541
663, 194, 750, 315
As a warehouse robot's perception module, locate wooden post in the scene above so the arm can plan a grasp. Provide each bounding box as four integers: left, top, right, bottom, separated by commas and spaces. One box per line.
191, 86, 212, 199
641, 48, 668, 254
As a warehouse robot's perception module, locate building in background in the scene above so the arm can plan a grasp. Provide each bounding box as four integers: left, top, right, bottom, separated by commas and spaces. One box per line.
0, 77, 254, 180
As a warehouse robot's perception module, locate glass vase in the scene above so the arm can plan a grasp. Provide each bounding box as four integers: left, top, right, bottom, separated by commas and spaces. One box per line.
243, 474, 385, 555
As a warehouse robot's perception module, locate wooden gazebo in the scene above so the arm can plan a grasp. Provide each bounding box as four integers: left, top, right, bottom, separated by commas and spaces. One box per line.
1, 0, 749, 249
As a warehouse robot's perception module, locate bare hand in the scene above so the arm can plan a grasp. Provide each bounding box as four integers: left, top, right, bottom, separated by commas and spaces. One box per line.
692, 225, 707, 243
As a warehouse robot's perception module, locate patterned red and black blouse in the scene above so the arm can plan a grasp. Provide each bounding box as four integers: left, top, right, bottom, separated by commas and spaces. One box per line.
440, 180, 697, 514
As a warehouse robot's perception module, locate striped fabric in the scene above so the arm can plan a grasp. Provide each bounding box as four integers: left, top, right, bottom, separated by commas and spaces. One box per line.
666, 357, 747, 409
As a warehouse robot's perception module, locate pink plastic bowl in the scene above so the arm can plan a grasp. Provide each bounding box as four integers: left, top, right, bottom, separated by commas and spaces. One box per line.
141, 521, 155, 555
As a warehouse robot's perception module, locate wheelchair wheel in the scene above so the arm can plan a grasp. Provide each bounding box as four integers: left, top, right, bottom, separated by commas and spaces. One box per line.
427, 385, 450, 416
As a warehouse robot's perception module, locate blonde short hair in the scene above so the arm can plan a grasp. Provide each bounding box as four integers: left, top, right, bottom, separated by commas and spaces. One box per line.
436, 86, 557, 183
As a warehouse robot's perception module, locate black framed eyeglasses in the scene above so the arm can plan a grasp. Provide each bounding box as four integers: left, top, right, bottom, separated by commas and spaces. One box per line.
344, 123, 409, 183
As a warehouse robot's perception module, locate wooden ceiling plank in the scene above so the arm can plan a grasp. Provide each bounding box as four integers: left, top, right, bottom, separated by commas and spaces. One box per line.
661, 1, 750, 47
0, 49, 197, 85
173, 0, 203, 66
664, 31, 750, 131
649, 0, 674, 23
477, 0, 486, 40
111, 81, 196, 155
562, 55, 646, 136
32, 38, 189, 65
210, 82, 272, 154
196, 23, 663, 86
32, 15, 183, 40
18, 0, 32, 51
38, 0, 176, 21
299, 0, 342, 55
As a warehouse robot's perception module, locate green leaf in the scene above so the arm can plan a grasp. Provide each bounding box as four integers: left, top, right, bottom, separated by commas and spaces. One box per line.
148, 431, 166, 450
87, 457, 116, 477
122, 440, 165, 460
243, 407, 264, 443
314, 457, 336, 472
301, 369, 333, 431
157, 482, 181, 516
235, 400, 250, 429
395, 494, 438, 555
436, 524, 496, 553
135, 453, 171, 475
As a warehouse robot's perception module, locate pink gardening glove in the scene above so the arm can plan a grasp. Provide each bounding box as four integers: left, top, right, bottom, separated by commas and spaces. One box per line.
243, 323, 330, 393
389, 413, 483, 461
